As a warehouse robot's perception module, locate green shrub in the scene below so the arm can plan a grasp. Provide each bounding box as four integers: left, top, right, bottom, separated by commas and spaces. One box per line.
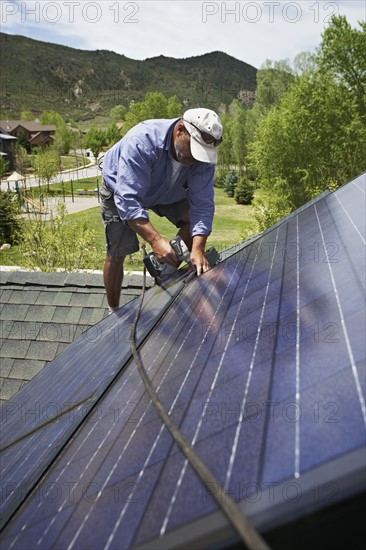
234, 176, 254, 205
19, 201, 100, 272
223, 171, 239, 197
214, 166, 228, 188
252, 194, 292, 232
0, 191, 22, 245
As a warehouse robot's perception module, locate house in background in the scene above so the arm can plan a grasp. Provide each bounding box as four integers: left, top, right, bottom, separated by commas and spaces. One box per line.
0, 120, 56, 153
0, 131, 17, 171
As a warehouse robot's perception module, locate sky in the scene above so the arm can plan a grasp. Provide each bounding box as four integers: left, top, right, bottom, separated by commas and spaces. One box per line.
1, 0, 365, 68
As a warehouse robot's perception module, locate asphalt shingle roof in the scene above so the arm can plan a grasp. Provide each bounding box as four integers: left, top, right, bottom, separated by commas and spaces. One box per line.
0, 270, 152, 406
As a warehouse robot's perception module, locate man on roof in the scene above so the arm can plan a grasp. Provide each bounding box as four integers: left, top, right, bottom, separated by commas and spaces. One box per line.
101, 107, 223, 313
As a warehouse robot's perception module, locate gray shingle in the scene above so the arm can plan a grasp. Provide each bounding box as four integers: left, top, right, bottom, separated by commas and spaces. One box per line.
1, 339, 30, 359
25, 305, 56, 323
0, 269, 143, 404
34, 291, 58, 305
0, 358, 14, 377
51, 306, 82, 324
79, 307, 107, 326
0, 377, 25, 400
69, 293, 105, 308
1, 304, 30, 321
8, 290, 40, 305
27, 341, 59, 361
65, 272, 104, 287
0, 289, 13, 303
7, 271, 68, 286
0, 271, 11, 285
10, 359, 45, 380
36, 323, 77, 343
0, 321, 41, 340
51, 292, 73, 306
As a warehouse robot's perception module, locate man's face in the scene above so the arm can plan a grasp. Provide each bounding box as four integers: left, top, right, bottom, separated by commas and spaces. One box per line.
173, 131, 197, 166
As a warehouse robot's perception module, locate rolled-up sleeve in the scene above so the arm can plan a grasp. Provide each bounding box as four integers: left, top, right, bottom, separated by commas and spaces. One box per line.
188, 163, 215, 236
114, 137, 155, 222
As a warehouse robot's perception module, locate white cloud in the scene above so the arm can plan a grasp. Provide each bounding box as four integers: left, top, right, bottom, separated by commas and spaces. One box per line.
1, 1, 365, 68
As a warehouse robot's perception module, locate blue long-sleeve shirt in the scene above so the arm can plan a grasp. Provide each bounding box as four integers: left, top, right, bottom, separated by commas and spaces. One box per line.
102, 118, 215, 236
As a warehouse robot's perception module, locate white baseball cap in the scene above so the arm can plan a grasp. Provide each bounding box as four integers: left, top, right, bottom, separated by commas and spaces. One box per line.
182, 108, 223, 164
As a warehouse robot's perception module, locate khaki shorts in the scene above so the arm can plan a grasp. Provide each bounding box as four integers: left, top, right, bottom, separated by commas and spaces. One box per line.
100, 180, 189, 257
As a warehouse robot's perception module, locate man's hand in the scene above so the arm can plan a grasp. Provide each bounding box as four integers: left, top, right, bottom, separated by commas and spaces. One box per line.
127, 219, 179, 267
151, 236, 180, 267
190, 235, 210, 277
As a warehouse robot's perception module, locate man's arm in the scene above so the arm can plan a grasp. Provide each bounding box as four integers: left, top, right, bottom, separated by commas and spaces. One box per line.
127, 219, 179, 267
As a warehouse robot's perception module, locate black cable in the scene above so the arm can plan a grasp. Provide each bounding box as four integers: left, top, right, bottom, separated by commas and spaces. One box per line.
130, 263, 270, 550
0, 392, 96, 453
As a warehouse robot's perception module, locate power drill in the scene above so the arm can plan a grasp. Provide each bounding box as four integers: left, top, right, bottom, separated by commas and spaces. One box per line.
143, 236, 220, 280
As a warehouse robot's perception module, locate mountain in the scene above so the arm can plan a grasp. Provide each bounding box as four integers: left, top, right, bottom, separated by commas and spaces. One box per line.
0, 33, 257, 121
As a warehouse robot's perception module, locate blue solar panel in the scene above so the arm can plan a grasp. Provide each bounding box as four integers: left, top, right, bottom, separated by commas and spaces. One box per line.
1, 173, 365, 548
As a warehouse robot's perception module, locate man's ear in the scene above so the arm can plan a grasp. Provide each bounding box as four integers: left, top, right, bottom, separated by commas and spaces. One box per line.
176, 121, 186, 136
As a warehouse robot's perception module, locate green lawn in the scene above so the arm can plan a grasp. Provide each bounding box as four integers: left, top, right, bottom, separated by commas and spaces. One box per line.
0, 187, 256, 271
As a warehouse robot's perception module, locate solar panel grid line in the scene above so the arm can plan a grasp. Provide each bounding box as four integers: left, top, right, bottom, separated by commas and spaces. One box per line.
333, 193, 366, 246
352, 177, 366, 194
158, 233, 284, 536
61, 285, 207, 550
0, 411, 85, 527
225, 228, 280, 491
314, 202, 366, 426
324, 190, 365, 291
71, 258, 245, 549
255, 223, 289, 488
295, 215, 301, 480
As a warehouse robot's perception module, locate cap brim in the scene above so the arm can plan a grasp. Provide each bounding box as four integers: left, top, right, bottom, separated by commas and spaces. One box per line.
190, 137, 218, 164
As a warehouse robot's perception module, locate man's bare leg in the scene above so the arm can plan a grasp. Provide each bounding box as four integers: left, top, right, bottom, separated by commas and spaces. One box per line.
177, 213, 192, 250
103, 255, 125, 310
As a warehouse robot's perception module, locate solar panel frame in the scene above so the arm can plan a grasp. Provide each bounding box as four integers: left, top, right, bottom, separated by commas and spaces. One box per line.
1, 172, 365, 549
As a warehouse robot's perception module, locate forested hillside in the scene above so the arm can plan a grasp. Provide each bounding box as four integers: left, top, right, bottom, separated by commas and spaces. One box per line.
0, 32, 257, 120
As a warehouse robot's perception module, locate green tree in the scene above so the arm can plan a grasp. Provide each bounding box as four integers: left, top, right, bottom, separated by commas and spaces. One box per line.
110, 104, 127, 122
0, 156, 9, 179
40, 111, 74, 154
317, 15, 366, 118
167, 95, 183, 118
123, 92, 182, 133
105, 124, 122, 147
34, 149, 60, 191
20, 110, 34, 121
15, 144, 31, 175
85, 127, 106, 160
0, 191, 22, 245
20, 202, 100, 272
230, 100, 247, 173
234, 176, 254, 205
248, 16, 366, 222
223, 171, 238, 198
245, 58, 296, 148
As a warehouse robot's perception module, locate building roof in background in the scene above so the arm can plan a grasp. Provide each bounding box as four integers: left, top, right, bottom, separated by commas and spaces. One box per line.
0, 269, 153, 407
0, 121, 56, 133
